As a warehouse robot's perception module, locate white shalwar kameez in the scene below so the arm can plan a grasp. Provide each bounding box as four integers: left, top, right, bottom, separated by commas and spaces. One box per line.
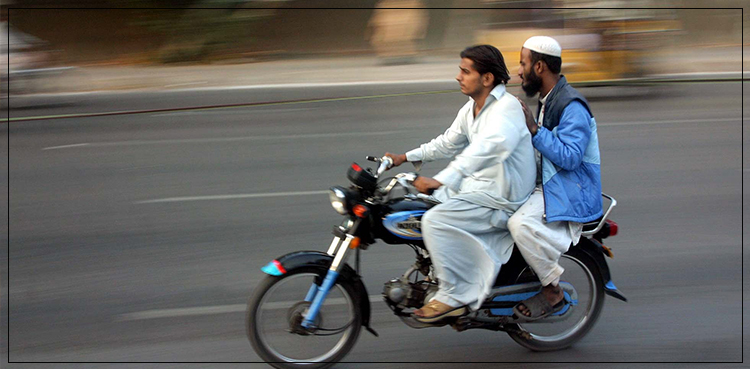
507, 92, 583, 288
405, 84, 536, 310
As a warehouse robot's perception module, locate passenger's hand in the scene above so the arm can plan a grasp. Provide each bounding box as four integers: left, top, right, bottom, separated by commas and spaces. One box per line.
413, 176, 442, 195
384, 152, 407, 167
517, 97, 538, 136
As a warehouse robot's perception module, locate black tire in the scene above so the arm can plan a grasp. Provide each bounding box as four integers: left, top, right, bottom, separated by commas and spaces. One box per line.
246, 267, 363, 369
507, 247, 606, 351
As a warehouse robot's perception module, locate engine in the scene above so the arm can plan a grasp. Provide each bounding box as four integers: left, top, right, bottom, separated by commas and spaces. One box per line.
382, 278, 439, 310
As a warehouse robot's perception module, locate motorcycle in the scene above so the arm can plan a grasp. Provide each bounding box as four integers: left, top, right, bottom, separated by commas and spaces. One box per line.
246, 156, 626, 368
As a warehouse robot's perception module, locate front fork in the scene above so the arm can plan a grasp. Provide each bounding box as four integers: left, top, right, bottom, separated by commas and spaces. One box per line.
301, 220, 360, 328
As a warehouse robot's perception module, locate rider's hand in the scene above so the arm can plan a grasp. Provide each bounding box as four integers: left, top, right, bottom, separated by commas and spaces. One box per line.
413, 176, 442, 195
384, 153, 407, 167
516, 97, 538, 136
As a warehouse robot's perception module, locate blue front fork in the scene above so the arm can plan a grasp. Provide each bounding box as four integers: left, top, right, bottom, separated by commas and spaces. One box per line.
301, 234, 354, 329
304, 283, 318, 302
302, 270, 340, 328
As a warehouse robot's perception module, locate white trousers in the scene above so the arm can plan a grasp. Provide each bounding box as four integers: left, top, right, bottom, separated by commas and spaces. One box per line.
421, 198, 515, 310
507, 187, 582, 287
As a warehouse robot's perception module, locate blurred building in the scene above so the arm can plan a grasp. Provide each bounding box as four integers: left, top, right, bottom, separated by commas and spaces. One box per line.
1, 0, 745, 68
367, 0, 429, 64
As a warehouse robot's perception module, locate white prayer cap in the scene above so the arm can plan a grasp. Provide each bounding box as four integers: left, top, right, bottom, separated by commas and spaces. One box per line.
522, 36, 562, 57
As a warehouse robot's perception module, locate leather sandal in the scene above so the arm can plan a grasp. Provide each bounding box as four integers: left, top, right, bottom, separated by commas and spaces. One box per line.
412, 300, 467, 323
512, 291, 566, 322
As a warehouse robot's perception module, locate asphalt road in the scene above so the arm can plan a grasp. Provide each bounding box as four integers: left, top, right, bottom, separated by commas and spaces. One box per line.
3, 81, 746, 367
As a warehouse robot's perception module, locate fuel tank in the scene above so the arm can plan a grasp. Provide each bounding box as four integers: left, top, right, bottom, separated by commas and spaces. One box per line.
375, 197, 435, 246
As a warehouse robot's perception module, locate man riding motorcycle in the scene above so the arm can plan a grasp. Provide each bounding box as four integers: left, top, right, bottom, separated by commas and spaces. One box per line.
384, 44, 536, 323
246, 43, 625, 369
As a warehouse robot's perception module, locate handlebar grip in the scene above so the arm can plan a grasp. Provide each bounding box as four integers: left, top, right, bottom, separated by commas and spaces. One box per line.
366, 156, 378, 162
382, 156, 393, 168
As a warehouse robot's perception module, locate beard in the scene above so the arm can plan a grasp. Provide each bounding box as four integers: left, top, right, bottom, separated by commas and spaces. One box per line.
521, 68, 543, 97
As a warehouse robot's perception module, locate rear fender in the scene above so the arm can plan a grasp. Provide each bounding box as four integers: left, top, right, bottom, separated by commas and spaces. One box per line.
261, 251, 377, 336
574, 239, 627, 302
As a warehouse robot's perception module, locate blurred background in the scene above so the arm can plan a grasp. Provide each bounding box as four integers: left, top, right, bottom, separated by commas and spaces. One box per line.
2, 0, 747, 93
2, 1, 747, 368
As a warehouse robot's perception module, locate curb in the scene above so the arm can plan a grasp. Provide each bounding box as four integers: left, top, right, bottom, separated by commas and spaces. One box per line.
562, 72, 749, 87
11, 72, 747, 97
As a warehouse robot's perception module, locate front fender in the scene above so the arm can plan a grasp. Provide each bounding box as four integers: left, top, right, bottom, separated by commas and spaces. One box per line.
575, 239, 627, 302
261, 251, 377, 336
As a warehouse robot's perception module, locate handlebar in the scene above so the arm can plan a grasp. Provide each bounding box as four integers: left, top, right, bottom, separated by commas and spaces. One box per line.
377, 156, 393, 177
369, 155, 437, 198
366, 155, 393, 178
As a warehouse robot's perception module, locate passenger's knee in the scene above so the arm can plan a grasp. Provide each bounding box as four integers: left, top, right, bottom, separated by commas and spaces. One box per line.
507, 213, 523, 234
508, 214, 533, 239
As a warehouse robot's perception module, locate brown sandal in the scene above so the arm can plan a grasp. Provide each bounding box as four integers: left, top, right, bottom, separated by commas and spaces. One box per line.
512, 292, 566, 322
412, 300, 467, 323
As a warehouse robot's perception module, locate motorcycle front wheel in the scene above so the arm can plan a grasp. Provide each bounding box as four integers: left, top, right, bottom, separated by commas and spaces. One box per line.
506, 247, 605, 351
246, 267, 362, 369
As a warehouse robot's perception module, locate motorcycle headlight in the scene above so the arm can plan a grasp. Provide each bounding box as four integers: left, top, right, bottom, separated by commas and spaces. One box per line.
329, 187, 349, 215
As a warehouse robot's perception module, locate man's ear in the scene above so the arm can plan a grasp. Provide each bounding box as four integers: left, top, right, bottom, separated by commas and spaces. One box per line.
534, 60, 545, 75
483, 73, 494, 87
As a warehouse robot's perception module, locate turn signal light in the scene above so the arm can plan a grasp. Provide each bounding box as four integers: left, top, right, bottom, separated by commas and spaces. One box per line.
353, 204, 369, 218
349, 237, 361, 249
606, 220, 618, 236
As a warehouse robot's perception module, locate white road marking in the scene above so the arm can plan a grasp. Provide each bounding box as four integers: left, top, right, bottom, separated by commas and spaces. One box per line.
118, 304, 246, 321
41, 117, 743, 151
173, 79, 456, 92
117, 295, 385, 321
151, 107, 320, 117
136, 190, 329, 204
41, 143, 91, 150
40, 130, 407, 150
599, 117, 740, 127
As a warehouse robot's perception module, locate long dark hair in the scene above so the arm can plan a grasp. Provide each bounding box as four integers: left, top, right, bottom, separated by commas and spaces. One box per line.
460, 45, 511, 86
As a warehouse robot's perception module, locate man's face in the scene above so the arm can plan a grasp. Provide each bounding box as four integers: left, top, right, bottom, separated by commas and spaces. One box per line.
518, 48, 542, 97
456, 58, 485, 97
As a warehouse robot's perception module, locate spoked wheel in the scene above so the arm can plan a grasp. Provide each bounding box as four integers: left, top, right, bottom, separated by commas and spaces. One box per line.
507, 247, 605, 351
246, 267, 362, 369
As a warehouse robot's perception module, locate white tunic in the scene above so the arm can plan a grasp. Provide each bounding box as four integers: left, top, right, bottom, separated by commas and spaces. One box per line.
406, 84, 536, 211
405, 84, 537, 309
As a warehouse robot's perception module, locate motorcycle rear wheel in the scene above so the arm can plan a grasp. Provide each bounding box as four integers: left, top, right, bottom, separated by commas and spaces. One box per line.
506, 247, 605, 351
246, 267, 362, 369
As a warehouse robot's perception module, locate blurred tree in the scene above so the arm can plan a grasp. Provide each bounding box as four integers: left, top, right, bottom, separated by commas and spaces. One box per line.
121, 0, 277, 63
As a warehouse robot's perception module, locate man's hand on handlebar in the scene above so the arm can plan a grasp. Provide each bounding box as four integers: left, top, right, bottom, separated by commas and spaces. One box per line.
384, 153, 407, 168
413, 176, 442, 195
